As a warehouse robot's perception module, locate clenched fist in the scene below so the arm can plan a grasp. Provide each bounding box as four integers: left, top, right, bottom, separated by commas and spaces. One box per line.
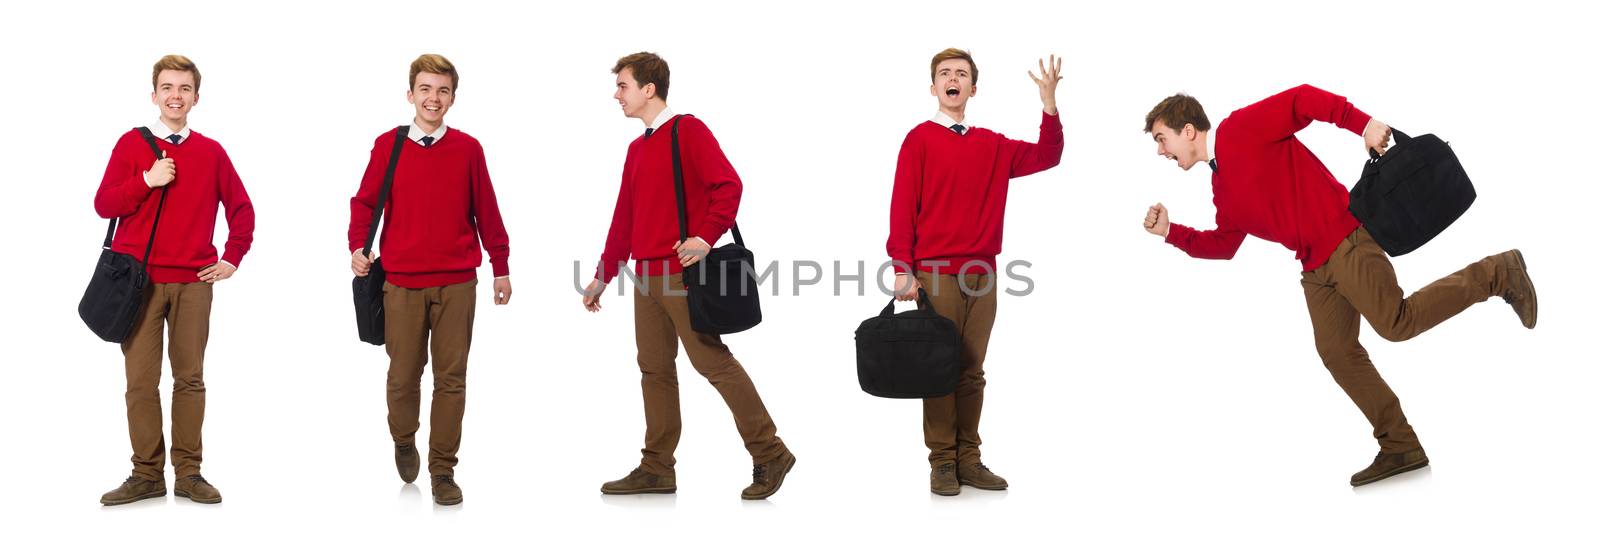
1143, 203, 1170, 238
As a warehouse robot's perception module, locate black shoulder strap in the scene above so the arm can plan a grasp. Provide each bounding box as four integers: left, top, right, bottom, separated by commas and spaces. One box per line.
670, 115, 743, 247
362, 126, 409, 257
112, 127, 170, 268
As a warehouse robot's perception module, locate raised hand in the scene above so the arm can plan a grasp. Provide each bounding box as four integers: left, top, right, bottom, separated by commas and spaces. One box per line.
1028, 54, 1063, 115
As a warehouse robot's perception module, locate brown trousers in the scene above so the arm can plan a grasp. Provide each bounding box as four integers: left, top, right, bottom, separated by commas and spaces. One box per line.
632, 274, 785, 475
915, 272, 997, 467
122, 282, 212, 480
384, 280, 476, 477
1302, 227, 1515, 452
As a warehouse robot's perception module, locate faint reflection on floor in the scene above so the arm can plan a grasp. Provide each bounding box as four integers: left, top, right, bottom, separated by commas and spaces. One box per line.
99, 496, 166, 511
398, 483, 422, 505
599, 492, 679, 509
931, 487, 1010, 505
1352, 465, 1433, 494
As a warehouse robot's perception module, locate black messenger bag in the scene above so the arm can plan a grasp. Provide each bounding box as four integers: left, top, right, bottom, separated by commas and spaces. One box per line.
1347, 128, 1476, 257
670, 115, 763, 335
855, 289, 962, 399
352, 126, 408, 345
78, 127, 170, 343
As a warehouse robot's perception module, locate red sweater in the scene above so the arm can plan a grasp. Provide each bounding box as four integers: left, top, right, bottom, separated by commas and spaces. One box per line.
887, 111, 1063, 275
348, 127, 511, 289
594, 115, 741, 283
94, 129, 255, 283
1164, 84, 1369, 271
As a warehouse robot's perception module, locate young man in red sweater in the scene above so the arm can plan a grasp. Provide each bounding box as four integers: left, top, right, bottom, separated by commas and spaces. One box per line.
348, 54, 513, 506
95, 55, 255, 506
582, 52, 796, 500
887, 48, 1063, 496
1140, 86, 1537, 486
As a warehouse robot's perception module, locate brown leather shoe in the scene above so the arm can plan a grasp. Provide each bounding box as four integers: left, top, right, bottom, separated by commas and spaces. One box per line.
100, 476, 166, 506
396, 443, 420, 484
1503, 249, 1537, 329
930, 462, 959, 496
741, 450, 797, 500
958, 462, 1009, 490
174, 474, 222, 504
431, 475, 463, 505
1351, 448, 1429, 486
600, 467, 676, 495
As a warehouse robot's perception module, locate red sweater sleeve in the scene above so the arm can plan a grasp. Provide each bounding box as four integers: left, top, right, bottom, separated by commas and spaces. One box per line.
683, 118, 742, 246
1006, 111, 1064, 178
214, 148, 255, 266
94, 133, 157, 219
886, 130, 922, 275
1230, 84, 1372, 143
1164, 210, 1247, 260
594, 161, 634, 284
348, 136, 387, 254
470, 145, 511, 277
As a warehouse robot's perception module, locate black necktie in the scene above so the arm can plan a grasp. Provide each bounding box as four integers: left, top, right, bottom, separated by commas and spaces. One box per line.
167, 134, 182, 145
644, 128, 655, 138
950, 124, 966, 135
1207, 158, 1217, 172
420, 135, 435, 148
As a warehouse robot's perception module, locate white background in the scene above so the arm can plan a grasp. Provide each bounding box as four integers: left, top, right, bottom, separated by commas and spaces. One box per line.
3, 0, 1595, 543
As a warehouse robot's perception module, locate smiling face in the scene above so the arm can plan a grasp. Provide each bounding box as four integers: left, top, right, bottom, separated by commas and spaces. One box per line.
408, 72, 454, 127
150, 69, 198, 128
613, 67, 654, 120
1151, 120, 1204, 171
929, 58, 977, 111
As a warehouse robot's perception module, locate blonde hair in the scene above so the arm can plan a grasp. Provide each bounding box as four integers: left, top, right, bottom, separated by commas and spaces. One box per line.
151, 55, 200, 91
929, 48, 977, 85
409, 54, 459, 90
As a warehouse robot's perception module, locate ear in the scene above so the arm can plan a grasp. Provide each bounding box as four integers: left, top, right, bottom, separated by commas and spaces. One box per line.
970, 84, 978, 98
642, 82, 656, 100
1182, 123, 1196, 140
191, 92, 200, 107
406, 88, 415, 104
150, 91, 158, 106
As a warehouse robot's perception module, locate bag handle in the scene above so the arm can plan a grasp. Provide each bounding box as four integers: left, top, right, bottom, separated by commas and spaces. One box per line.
671, 115, 745, 248
105, 127, 171, 269
1368, 128, 1412, 161
361, 126, 410, 258
879, 287, 933, 316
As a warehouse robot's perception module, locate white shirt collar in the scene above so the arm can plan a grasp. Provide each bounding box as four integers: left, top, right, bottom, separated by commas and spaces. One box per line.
407, 123, 448, 145
1206, 129, 1217, 169
647, 106, 676, 133
932, 111, 970, 134
147, 121, 192, 144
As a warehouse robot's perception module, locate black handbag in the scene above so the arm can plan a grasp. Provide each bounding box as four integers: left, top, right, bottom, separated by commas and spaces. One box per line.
79, 128, 170, 343
670, 115, 762, 335
1347, 128, 1476, 257
352, 126, 409, 345
854, 289, 962, 399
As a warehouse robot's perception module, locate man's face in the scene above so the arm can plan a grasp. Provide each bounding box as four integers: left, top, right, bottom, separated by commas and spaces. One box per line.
1152, 120, 1201, 171
929, 59, 976, 111
408, 72, 455, 126
613, 67, 653, 119
151, 69, 198, 125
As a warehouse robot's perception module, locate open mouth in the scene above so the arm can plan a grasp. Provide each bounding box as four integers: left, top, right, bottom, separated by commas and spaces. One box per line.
165, 102, 183, 110
945, 87, 960, 98
423, 105, 441, 113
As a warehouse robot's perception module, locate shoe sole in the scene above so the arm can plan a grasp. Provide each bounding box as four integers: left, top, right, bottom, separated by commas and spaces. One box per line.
100, 490, 167, 506
433, 497, 463, 506
1509, 249, 1537, 329
742, 454, 797, 500
1350, 458, 1430, 487
958, 479, 1009, 491
931, 487, 961, 496
174, 489, 221, 504
600, 486, 677, 495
